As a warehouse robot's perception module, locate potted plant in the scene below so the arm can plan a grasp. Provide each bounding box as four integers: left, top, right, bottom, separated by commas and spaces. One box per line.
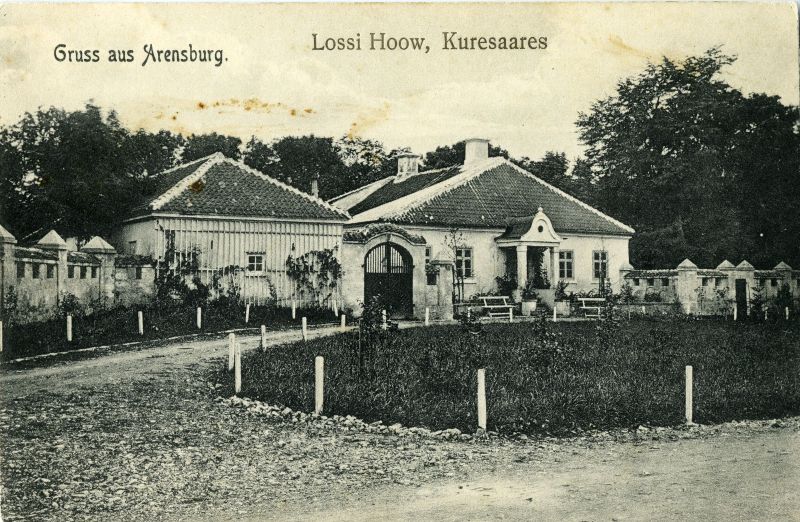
554, 279, 571, 317
520, 279, 539, 316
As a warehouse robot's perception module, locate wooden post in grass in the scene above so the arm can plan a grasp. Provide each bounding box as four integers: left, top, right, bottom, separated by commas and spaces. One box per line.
508, 308, 513, 323
477, 368, 487, 431
553, 307, 557, 322
685, 365, 693, 425
786, 307, 790, 321
302, 317, 308, 341
67, 314, 73, 342
467, 307, 471, 321
196, 307, 202, 329
642, 305, 646, 315
245, 303, 250, 324
228, 333, 235, 371
764, 309, 768, 321
0, 320, 3, 353
425, 307, 430, 326
234, 342, 242, 394
260, 325, 266, 351
733, 307, 737, 321
291, 300, 296, 320
138, 311, 144, 335
315, 356, 324, 415
340, 314, 346, 332
382, 310, 387, 330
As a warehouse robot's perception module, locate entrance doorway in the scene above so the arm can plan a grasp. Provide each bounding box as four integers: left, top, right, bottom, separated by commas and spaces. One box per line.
364, 242, 413, 317
735, 279, 747, 319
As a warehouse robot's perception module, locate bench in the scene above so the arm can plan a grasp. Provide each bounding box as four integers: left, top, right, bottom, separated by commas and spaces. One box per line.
578, 297, 606, 318
477, 295, 516, 318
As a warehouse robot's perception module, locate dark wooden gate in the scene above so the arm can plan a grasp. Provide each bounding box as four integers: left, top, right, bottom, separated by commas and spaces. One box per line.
364, 242, 413, 317
735, 279, 747, 319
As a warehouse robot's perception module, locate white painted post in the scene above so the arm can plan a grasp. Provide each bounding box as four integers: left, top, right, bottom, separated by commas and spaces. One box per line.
553, 307, 557, 322
381, 310, 387, 330
642, 305, 646, 315
425, 307, 430, 326
291, 300, 296, 320
477, 368, 487, 431
260, 325, 266, 351
196, 307, 202, 329
315, 356, 324, 415
228, 333, 235, 371
302, 317, 308, 341
733, 307, 738, 321
786, 307, 790, 321
764, 309, 768, 321
138, 311, 144, 336
245, 303, 250, 324
234, 342, 242, 394
67, 315, 73, 342
0, 320, 3, 353
685, 365, 693, 425
467, 307, 471, 321
340, 314, 346, 332
508, 308, 513, 323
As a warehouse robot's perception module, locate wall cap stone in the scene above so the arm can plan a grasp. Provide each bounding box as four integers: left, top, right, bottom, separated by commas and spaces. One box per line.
37, 230, 67, 250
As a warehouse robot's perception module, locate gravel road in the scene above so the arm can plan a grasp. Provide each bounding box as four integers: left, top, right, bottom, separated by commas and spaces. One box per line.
1, 327, 797, 521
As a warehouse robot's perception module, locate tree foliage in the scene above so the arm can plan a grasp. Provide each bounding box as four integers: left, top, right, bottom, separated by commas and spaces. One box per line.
576, 48, 800, 268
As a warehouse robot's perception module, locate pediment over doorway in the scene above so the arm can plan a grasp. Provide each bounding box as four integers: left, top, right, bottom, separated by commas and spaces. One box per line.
496, 207, 562, 246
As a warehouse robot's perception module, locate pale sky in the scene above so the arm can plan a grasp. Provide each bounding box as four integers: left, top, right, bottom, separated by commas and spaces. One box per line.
1, 2, 798, 160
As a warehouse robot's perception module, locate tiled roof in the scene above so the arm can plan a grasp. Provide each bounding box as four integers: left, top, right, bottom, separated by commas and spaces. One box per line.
347, 166, 462, 215
68, 252, 100, 264
349, 160, 633, 236
129, 154, 349, 221
497, 216, 536, 240
14, 247, 57, 261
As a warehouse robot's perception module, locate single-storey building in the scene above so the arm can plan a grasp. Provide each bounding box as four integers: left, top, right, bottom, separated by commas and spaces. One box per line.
111, 153, 350, 306
331, 138, 634, 319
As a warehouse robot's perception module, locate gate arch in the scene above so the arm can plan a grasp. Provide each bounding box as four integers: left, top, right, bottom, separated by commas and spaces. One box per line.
364, 242, 413, 317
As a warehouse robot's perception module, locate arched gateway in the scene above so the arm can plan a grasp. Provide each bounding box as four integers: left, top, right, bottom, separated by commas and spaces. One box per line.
364, 242, 413, 317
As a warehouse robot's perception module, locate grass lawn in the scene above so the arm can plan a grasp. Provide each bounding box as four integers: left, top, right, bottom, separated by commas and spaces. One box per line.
2, 303, 341, 361
229, 318, 800, 435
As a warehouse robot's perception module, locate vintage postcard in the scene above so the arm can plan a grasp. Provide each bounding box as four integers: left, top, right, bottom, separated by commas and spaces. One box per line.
1, 1, 798, 520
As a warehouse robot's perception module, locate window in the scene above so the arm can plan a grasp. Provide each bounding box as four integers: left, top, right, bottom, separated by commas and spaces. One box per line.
633, 278, 640, 286
247, 254, 264, 273
91, 267, 98, 279
702, 277, 710, 287
661, 278, 670, 287
455, 248, 473, 279
715, 278, 724, 287
128, 241, 137, 255
32, 263, 41, 279
592, 251, 608, 279
647, 278, 654, 287
770, 278, 778, 287
425, 246, 436, 286
68, 265, 75, 278
16, 262, 25, 278
47, 265, 55, 279
558, 251, 574, 279
164, 230, 176, 253
135, 267, 143, 280
80, 266, 87, 279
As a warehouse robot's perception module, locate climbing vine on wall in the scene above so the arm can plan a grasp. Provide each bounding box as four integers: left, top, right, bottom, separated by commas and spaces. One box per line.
285, 245, 342, 304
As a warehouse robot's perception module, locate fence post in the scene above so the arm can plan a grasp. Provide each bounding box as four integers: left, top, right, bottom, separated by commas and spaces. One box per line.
508, 308, 513, 323
196, 307, 202, 330
382, 310, 387, 330
642, 305, 646, 315
786, 307, 790, 321
685, 365, 693, 425
245, 303, 250, 324
477, 368, 487, 431
234, 342, 242, 395
315, 356, 324, 415
260, 325, 266, 351
302, 317, 308, 341
733, 307, 737, 321
425, 307, 430, 326
138, 311, 144, 336
292, 300, 296, 320
228, 333, 235, 371
467, 307, 471, 321
0, 320, 3, 353
67, 314, 73, 342
340, 314, 346, 332
764, 309, 768, 321
553, 307, 557, 322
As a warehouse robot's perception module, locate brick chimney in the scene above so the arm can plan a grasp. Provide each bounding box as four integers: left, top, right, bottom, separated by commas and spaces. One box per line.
464, 138, 489, 164
396, 153, 420, 180
310, 175, 319, 198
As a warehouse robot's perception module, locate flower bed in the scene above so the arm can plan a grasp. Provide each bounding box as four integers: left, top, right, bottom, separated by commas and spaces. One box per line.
225, 319, 800, 435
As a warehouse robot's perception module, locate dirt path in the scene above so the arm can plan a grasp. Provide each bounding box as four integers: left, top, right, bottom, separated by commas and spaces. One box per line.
1, 328, 798, 521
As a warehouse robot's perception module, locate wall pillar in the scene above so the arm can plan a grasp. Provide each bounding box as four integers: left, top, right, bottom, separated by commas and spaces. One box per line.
676, 259, 698, 313
37, 231, 68, 304
431, 259, 454, 320
0, 226, 17, 320
515, 245, 527, 300
82, 237, 118, 308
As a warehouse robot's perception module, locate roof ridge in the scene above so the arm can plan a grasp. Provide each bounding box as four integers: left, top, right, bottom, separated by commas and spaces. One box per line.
350, 157, 504, 224
328, 176, 394, 203
151, 154, 224, 211
221, 158, 350, 219
502, 159, 635, 234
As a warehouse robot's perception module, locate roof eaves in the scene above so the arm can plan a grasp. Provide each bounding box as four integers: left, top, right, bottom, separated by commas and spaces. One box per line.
503, 160, 636, 235
221, 158, 351, 220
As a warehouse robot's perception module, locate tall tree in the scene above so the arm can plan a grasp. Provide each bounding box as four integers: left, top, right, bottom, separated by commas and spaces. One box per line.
576, 48, 800, 267
182, 133, 242, 161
